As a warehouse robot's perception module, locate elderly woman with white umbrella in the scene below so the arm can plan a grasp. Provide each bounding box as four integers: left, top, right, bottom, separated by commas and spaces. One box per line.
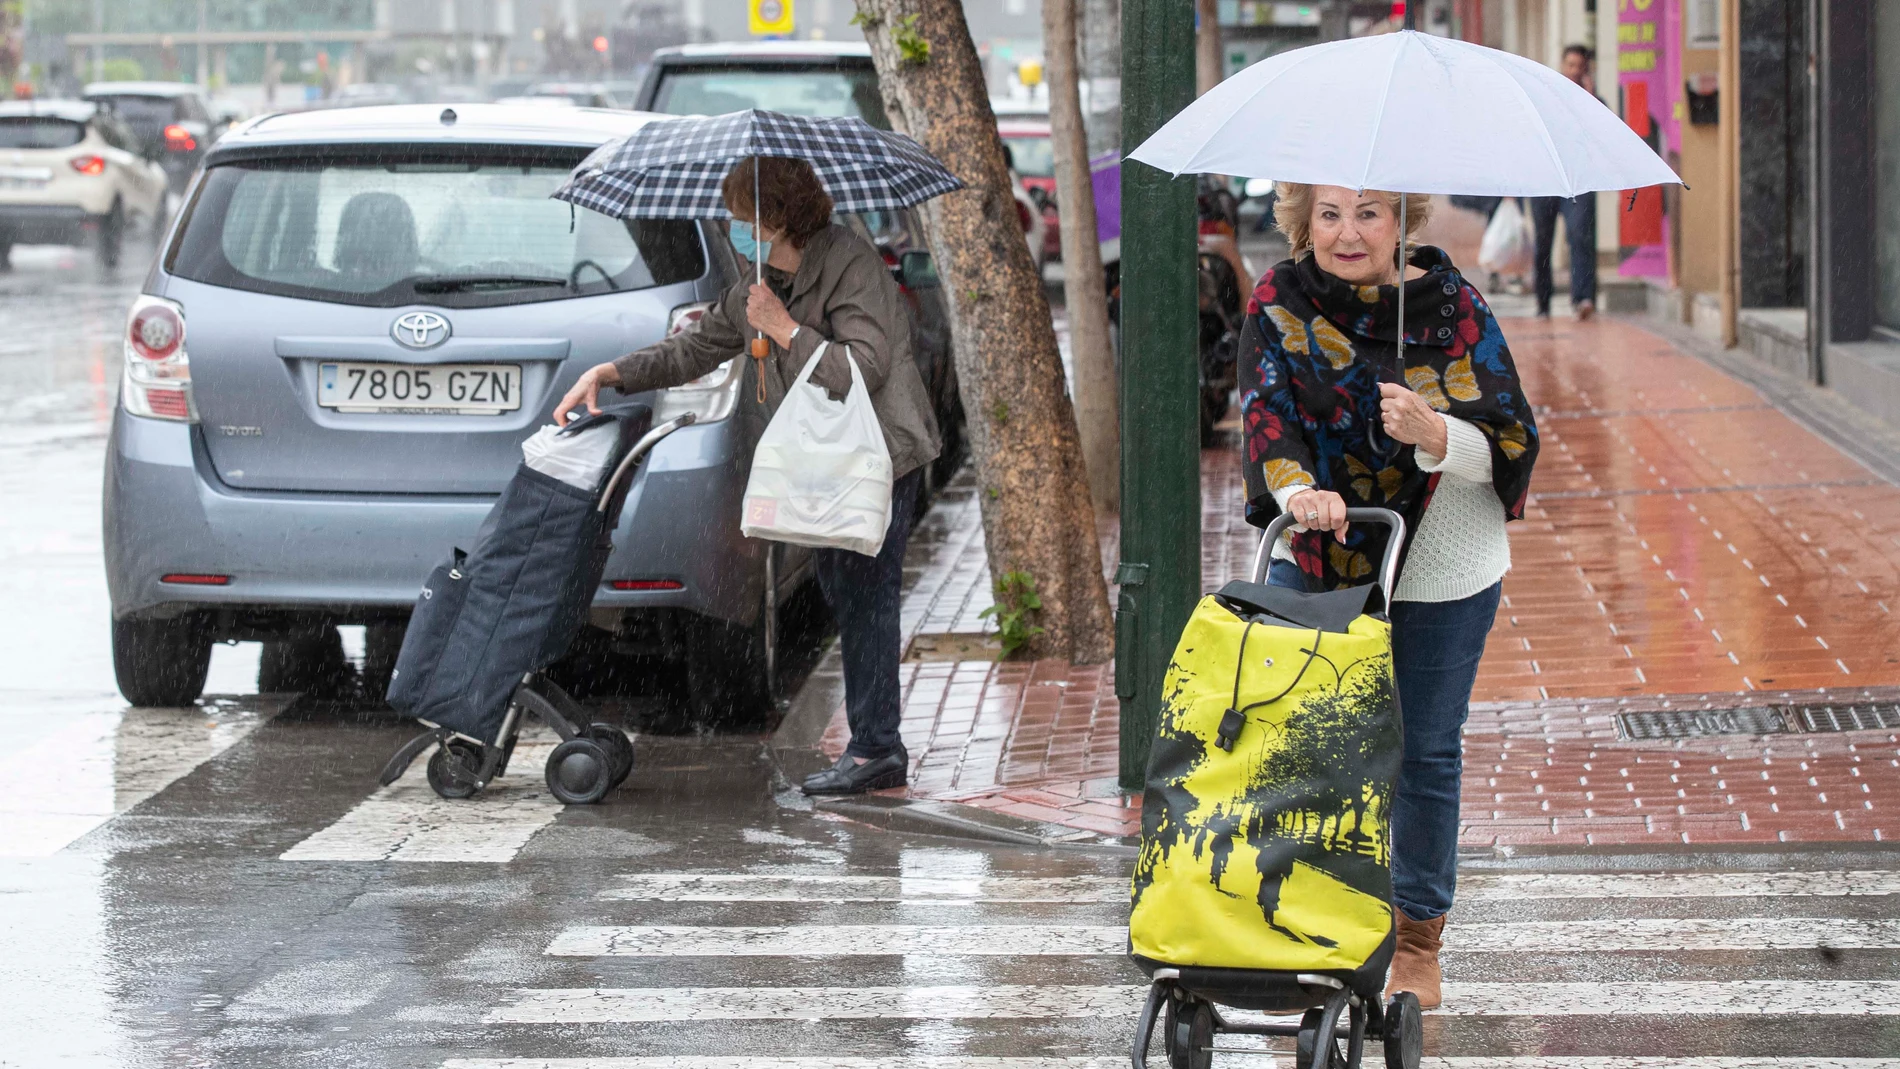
1130, 26, 1681, 1011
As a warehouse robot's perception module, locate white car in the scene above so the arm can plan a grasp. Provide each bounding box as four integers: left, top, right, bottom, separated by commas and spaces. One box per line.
0, 100, 168, 268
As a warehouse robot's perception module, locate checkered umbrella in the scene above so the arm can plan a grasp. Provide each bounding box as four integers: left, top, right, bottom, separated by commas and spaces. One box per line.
552, 109, 964, 219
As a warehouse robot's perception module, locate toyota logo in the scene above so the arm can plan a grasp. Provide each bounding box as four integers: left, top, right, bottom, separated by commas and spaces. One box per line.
391, 311, 451, 349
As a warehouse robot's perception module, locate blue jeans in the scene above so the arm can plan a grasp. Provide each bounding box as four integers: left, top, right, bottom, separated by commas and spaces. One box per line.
1530, 194, 1597, 313
1267, 560, 1501, 920
813, 467, 922, 761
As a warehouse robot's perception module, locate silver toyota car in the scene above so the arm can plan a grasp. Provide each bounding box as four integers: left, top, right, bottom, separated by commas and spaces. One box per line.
104, 103, 959, 724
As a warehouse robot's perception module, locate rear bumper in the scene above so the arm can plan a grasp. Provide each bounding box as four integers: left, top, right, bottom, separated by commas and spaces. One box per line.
0, 205, 92, 244
104, 410, 765, 629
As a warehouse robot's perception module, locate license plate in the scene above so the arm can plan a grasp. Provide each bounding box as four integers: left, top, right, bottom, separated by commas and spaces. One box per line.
317, 362, 521, 414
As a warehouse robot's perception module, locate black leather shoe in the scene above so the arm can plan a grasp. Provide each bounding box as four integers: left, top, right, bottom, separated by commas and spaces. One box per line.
801, 751, 907, 795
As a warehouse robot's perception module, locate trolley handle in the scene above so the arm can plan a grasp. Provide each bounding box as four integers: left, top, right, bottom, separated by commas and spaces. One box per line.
1250, 506, 1407, 599
597, 413, 696, 514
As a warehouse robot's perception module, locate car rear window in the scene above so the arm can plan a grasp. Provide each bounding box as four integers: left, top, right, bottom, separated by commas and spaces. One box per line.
167, 155, 706, 308
1003, 135, 1054, 178
0, 118, 86, 149
651, 65, 888, 128
91, 95, 177, 134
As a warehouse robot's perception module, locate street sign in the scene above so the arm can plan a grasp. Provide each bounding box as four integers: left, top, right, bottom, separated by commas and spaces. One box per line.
750, 0, 795, 36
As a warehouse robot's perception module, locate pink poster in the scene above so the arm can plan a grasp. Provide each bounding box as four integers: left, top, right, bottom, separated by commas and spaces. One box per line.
1616, 0, 1679, 277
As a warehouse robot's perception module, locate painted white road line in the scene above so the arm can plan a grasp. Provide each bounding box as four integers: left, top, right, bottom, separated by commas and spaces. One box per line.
1449, 917, 1900, 952
445, 1060, 1127, 1069
546, 924, 1128, 957
1459, 871, 1900, 900
548, 916, 1900, 958
0, 695, 284, 858
485, 985, 1142, 1024
443, 1060, 1900, 1069
280, 742, 559, 863
597, 873, 1127, 904
487, 981, 1900, 1023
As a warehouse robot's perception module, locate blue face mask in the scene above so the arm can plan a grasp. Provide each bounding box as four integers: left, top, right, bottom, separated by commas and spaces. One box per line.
730, 220, 773, 263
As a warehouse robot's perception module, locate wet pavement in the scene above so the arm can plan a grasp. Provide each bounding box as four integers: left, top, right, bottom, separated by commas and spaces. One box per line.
6, 236, 1900, 1068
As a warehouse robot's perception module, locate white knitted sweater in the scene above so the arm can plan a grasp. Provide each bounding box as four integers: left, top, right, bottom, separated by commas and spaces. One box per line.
1268, 414, 1508, 603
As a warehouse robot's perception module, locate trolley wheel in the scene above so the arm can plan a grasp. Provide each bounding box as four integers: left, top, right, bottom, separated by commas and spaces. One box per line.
426, 741, 484, 799
1382, 992, 1422, 1069
585, 723, 635, 787
545, 737, 613, 805
1164, 996, 1213, 1069
1297, 997, 1349, 1069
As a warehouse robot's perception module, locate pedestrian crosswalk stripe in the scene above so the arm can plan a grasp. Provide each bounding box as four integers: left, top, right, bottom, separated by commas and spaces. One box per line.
544, 916, 1900, 957
442, 1060, 1900, 1069
1458, 870, 1900, 899
546, 924, 1128, 957
280, 742, 559, 863
485, 981, 1900, 1023
596, 873, 1127, 903
594, 870, 1900, 905
484, 985, 1139, 1023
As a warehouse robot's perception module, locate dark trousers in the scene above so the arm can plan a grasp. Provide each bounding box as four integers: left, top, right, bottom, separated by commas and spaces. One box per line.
1268, 560, 1501, 920
1530, 194, 1597, 313
813, 467, 922, 761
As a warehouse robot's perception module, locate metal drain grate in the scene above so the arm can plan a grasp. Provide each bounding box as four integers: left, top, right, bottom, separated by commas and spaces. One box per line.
1614, 702, 1900, 740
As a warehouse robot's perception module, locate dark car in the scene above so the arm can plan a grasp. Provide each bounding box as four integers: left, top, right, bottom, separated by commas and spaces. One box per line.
83, 81, 225, 194
635, 41, 965, 489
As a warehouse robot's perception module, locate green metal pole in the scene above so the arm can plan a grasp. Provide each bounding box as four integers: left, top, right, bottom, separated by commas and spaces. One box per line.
1116, 0, 1199, 790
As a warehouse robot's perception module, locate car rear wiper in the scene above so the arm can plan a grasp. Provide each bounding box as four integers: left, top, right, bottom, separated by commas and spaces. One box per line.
411, 274, 570, 293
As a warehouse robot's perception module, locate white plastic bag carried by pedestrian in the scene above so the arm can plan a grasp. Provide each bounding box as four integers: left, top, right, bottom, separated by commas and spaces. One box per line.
742, 342, 894, 556
1477, 198, 1532, 279
521, 421, 618, 490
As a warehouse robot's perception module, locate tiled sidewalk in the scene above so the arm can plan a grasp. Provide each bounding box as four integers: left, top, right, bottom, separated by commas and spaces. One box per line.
819, 316, 1900, 847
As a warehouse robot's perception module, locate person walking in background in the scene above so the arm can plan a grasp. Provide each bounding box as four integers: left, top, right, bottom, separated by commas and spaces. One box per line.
557, 156, 941, 796
1243, 182, 1540, 1009
1530, 44, 1599, 320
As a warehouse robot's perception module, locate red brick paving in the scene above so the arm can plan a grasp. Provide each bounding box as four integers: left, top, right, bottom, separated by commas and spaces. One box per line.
819, 316, 1900, 846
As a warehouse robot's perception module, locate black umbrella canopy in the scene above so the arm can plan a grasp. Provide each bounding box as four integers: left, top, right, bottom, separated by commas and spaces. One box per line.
553, 109, 964, 219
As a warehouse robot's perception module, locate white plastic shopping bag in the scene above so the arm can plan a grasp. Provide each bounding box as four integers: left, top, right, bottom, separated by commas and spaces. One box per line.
522, 421, 618, 490
1477, 198, 1532, 279
741, 342, 894, 556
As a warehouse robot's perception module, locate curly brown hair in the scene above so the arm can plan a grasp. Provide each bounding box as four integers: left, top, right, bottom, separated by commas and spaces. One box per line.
721, 156, 835, 249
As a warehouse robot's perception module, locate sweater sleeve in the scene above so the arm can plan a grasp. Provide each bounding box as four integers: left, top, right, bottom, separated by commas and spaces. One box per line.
1415, 414, 1494, 484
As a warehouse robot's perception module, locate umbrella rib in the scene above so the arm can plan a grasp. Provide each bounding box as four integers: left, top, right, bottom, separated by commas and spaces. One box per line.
1355, 33, 1408, 194
1492, 55, 1580, 197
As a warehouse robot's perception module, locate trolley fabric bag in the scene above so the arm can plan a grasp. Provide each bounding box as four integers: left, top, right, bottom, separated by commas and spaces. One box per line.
386, 407, 649, 746
1129, 568, 1402, 991
740, 341, 894, 557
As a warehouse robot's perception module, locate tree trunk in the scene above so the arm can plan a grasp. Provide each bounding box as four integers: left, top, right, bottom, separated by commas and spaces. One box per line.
854, 0, 1114, 664
1079, 0, 1122, 155
1195, 0, 1223, 96
1044, 0, 1120, 518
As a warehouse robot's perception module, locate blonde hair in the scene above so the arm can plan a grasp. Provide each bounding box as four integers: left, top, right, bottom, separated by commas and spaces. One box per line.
1272, 183, 1432, 265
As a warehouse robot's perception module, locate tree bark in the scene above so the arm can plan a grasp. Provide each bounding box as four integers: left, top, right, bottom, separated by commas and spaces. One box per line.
1195, 0, 1223, 95
1044, 0, 1120, 518
854, 0, 1113, 664
1080, 0, 1122, 155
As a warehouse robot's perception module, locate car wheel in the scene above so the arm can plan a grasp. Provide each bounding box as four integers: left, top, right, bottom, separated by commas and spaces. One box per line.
113, 614, 212, 707
95, 200, 124, 267
359, 620, 406, 705
681, 609, 776, 730
258, 626, 356, 699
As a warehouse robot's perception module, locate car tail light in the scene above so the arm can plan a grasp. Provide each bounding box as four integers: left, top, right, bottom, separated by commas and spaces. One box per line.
121, 295, 196, 422
161, 573, 230, 586
1016, 198, 1034, 233
69, 155, 106, 175
607, 579, 683, 591
163, 124, 197, 152
653, 301, 740, 424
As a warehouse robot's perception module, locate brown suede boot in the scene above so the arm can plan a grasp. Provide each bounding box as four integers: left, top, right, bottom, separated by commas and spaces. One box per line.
1386, 910, 1445, 1010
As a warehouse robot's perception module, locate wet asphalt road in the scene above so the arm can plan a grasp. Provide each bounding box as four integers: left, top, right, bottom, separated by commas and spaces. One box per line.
7, 236, 1900, 1068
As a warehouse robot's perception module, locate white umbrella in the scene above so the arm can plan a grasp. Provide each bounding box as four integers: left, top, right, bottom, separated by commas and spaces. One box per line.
1128, 29, 1682, 196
